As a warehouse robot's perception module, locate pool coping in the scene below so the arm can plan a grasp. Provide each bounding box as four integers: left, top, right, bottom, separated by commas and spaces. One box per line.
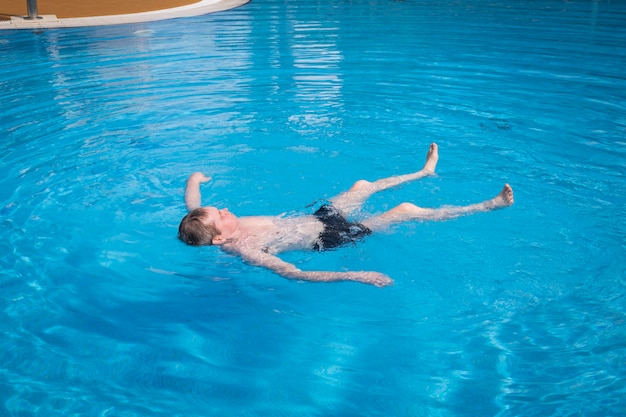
0, 0, 249, 30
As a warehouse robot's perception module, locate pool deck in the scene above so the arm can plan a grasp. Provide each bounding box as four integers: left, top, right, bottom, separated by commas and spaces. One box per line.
0, 0, 248, 29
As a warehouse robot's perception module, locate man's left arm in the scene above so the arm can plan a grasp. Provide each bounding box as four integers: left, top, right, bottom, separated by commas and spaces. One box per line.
184, 172, 211, 212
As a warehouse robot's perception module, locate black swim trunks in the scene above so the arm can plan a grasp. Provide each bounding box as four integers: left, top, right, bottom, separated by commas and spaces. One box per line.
312, 204, 372, 251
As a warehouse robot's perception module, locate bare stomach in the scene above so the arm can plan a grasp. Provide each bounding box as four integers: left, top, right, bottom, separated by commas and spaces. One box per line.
234, 215, 324, 254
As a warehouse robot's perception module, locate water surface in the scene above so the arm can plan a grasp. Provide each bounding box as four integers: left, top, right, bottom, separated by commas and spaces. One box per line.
1, 0, 625, 416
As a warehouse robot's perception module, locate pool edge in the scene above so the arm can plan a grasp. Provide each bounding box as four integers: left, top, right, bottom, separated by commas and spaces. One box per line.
0, 0, 249, 30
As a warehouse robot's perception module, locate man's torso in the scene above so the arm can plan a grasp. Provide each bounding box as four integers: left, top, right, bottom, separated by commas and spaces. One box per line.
226, 215, 324, 254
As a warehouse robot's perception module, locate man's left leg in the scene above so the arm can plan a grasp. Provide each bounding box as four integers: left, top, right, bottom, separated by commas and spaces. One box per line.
330, 143, 439, 215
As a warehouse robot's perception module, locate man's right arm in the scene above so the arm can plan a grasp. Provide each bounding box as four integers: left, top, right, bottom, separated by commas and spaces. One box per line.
184, 172, 211, 212
238, 249, 393, 287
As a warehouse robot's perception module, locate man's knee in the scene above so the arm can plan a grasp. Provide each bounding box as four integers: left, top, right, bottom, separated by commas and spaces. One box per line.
392, 202, 421, 215
349, 180, 371, 191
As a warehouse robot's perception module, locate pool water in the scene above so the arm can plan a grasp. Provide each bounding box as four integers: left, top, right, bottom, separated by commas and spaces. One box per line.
1, 0, 625, 415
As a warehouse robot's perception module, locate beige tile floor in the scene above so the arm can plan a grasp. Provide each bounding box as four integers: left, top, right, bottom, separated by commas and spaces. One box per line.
0, 0, 248, 29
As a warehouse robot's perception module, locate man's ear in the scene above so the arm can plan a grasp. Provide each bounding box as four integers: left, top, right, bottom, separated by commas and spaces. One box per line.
212, 235, 224, 245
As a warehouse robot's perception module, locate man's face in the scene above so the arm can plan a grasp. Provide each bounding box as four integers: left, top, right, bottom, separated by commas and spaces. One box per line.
202, 207, 238, 239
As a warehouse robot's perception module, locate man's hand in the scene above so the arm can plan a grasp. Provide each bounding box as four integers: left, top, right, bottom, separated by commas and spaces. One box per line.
354, 271, 393, 287
189, 172, 211, 183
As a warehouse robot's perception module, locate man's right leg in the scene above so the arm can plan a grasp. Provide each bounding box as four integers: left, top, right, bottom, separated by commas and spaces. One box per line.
361, 184, 514, 231
330, 143, 439, 215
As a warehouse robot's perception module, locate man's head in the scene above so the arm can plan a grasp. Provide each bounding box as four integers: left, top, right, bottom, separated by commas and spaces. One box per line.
178, 207, 221, 246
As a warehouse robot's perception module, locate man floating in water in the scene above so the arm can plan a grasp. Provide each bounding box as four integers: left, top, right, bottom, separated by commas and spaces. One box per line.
178, 143, 514, 287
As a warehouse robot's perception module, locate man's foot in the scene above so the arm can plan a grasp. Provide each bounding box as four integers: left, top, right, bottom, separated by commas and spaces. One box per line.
423, 143, 439, 174
492, 184, 514, 208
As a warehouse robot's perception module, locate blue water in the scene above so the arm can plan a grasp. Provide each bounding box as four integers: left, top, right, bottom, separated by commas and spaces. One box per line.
1, 0, 625, 415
